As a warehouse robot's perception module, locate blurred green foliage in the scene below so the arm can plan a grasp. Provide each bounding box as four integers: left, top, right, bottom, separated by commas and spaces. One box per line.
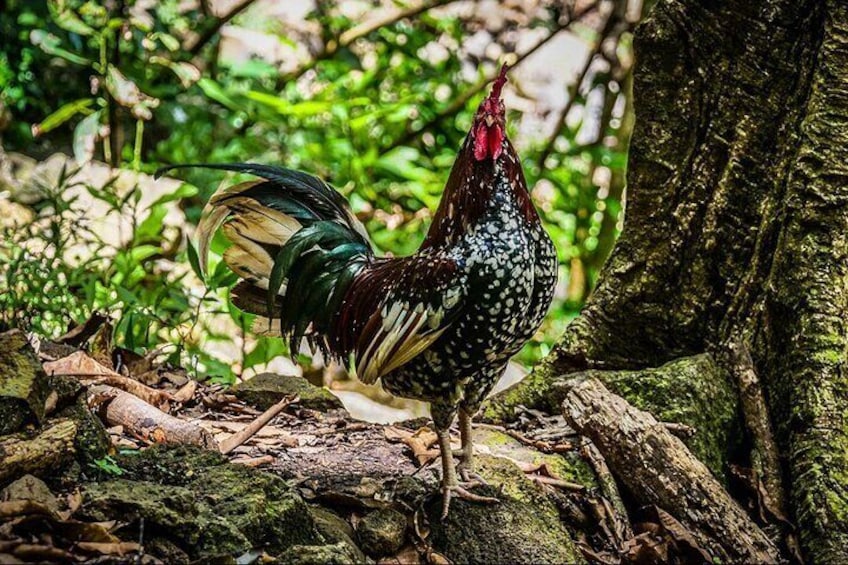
0, 0, 633, 381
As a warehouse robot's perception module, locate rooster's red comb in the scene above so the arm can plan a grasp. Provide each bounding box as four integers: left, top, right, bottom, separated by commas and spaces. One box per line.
489, 63, 509, 101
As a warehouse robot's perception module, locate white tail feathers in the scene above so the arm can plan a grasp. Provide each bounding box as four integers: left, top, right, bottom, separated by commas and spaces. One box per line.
195, 180, 302, 292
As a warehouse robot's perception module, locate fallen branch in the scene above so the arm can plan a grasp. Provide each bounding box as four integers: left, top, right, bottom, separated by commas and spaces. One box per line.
89, 385, 216, 449
219, 395, 297, 455
725, 342, 788, 520
562, 376, 780, 564
0, 419, 78, 483
581, 440, 633, 544
44, 351, 173, 409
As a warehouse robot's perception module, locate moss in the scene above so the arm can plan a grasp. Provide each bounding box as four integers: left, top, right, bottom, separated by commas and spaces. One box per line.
196, 462, 320, 553
475, 428, 597, 488
485, 355, 741, 478
0, 329, 49, 434
481, 364, 557, 423
592, 354, 741, 477
85, 445, 324, 558
231, 373, 343, 412
427, 455, 583, 564
275, 542, 363, 564
80, 479, 251, 559
55, 394, 110, 468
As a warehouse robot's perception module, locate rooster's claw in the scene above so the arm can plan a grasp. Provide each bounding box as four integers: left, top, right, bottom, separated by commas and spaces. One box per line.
440, 482, 500, 519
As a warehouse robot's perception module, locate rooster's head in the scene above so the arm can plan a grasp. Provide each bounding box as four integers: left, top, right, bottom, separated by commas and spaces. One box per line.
471, 64, 508, 162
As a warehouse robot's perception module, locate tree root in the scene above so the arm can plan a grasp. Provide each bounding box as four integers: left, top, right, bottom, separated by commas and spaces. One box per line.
562, 376, 780, 564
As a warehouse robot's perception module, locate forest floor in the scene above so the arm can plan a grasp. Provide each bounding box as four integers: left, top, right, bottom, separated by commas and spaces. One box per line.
0, 320, 796, 564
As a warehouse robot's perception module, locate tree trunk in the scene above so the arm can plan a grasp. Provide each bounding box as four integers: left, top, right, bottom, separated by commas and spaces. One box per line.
515, 0, 848, 561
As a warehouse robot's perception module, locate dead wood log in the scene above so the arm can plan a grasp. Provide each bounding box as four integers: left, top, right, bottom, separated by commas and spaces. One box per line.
561, 376, 780, 564
44, 351, 173, 410
89, 385, 216, 449
0, 419, 78, 483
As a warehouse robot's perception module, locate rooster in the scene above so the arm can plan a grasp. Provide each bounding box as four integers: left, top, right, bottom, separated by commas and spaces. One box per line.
158, 64, 557, 516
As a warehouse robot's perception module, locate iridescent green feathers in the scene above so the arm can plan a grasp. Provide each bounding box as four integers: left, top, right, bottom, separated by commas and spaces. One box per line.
156, 163, 371, 354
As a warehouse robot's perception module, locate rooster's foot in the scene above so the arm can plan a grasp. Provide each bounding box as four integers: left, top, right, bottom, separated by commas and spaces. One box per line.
456, 463, 487, 484
440, 481, 499, 519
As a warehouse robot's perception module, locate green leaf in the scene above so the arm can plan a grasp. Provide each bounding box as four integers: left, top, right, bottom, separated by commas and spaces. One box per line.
186, 239, 204, 282
246, 91, 370, 116
197, 78, 240, 111
135, 204, 168, 245
149, 183, 198, 207
33, 98, 93, 136
48, 0, 95, 36
29, 30, 91, 66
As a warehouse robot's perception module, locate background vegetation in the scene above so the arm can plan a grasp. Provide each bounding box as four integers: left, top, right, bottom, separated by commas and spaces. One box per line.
0, 0, 639, 386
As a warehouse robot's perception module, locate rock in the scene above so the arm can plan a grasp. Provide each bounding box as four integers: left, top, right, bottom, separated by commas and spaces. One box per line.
0, 329, 49, 434
275, 542, 363, 564
80, 479, 251, 559
309, 506, 366, 563
356, 508, 406, 557
427, 455, 584, 564
232, 372, 344, 412
1, 474, 60, 514
89, 445, 325, 558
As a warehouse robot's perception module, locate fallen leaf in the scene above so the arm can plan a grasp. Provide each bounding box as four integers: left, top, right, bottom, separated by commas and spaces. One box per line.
403, 428, 439, 466
384, 426, 414, 442
55, 313, 107, 347
76, 541, 141, 555
44, 351, 173, 409
651, 506, 712, 563
171, 380, 197, 403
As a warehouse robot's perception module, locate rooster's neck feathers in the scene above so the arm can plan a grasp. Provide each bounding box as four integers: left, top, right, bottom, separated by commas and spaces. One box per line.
422, 136, 536, 250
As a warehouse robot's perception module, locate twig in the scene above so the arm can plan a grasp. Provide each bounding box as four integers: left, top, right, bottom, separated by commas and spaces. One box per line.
232, 455, 275, 467
724, 342, 789, 520
187, 0, 259, 56
280, 0, 462, 86
530, 475, 587, 491
473, 422, 572, 453
90, 385, 216, 448
581, 440, 634, 543
662, 421, 697, 439
219, 395, 298, 455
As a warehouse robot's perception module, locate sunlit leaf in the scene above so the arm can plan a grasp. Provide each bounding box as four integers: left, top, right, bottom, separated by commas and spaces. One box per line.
33, 98, 93, 137
48, 0, 95, 36
73, 109, 102, 163
104, 66, 160, 120
29, 30, 90, 65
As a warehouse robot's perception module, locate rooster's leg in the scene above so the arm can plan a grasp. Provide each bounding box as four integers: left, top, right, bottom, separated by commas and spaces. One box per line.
436, 426, 499, 518
455, 408, 486, 483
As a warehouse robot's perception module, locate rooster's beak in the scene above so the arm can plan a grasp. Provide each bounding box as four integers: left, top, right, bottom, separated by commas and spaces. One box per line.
485, 115, 495, 127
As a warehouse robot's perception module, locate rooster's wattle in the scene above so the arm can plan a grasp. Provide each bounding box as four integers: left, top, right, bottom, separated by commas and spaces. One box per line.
159, 65, 557, 516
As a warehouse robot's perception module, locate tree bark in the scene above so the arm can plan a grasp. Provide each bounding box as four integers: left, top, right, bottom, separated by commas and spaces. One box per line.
563, 377, 780, 564
503, 0, 848, 560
